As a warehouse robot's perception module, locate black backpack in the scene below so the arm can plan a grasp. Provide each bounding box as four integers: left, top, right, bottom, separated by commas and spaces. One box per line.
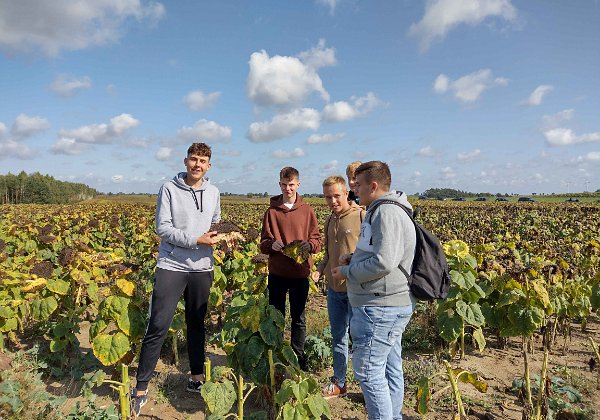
368, 200, 450, 301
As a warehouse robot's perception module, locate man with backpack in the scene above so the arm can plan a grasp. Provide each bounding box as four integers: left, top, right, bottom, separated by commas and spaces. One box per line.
332, 160, 416, 420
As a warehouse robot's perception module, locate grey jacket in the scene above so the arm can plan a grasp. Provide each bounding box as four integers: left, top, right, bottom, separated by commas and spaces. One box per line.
155, 172, 221, 272
339, 191, 416, 307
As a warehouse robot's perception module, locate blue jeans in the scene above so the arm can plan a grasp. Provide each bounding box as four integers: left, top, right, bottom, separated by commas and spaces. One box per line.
327, 288, 352, 387
350, 305, 414, 420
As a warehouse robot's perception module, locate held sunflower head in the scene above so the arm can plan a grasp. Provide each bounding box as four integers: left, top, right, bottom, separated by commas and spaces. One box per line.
443, 240, 470, 259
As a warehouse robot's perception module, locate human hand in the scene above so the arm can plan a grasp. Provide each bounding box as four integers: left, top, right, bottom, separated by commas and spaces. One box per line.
310, 270, 321, 283
197, 231, 218, 246
271, 240, 285, 252
332, 266, 346, 282
299, 241, 312, 253
338, 253, 353, 266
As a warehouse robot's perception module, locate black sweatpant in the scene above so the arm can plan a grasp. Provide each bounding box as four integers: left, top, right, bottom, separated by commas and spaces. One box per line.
136, 268, 213, 391
267, 274, 309, 369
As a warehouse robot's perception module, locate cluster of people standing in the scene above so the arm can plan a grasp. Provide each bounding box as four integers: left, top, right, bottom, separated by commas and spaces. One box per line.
130, 142, 417, 420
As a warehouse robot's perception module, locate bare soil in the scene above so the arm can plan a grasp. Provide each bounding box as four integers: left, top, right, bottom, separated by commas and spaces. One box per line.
53, 295, 599, 419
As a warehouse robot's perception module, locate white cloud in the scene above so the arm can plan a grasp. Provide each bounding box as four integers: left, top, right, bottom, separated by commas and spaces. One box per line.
247, 49, 329, 107
155, 147, 172, 161
49, 74, 92, 96
581, 151, 600, 162
298, 39, 337, 69
522, 85, 553, 106
544, 128, 600, 146
0, 121, 6, 138
316, 0, 341, 14
433, 69, 508, 103
271, 148, 305, 159
457, 149, 481, 161
322, 92, 383, 122
58, 113, 139, 144
0, 139, 36, 159
417, 145, 436, 157
221, 149, 241, 157
440, 166, 456, 179
320, 159, 338, 171
183, 90, 221, 111
409, 0, 517, 52
10, 113, 50, 139
112, 175, 124, 184
50, 137, 91, 155
307, 132, 345, 144
542, 109, 574, 128
247, 108, 320, 142
177, 119, 232, 143
0, 0, 165, 56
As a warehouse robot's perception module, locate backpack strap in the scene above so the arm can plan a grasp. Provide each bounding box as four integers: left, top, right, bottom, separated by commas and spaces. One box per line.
367, 199, 415, 279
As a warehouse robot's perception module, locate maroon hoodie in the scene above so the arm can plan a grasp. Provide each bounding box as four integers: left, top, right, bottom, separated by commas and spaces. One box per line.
260, 194, 322, 278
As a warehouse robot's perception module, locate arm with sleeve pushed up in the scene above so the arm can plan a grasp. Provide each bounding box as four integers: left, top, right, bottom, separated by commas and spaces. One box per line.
155, 186, 197, 249
340, 209, 404, 284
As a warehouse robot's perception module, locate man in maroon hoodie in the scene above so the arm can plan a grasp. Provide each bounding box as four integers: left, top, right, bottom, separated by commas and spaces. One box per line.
260, 167, 322, 370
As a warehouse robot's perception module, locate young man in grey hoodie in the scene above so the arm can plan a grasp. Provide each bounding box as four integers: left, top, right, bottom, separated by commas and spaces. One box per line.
332, 161, 416, 420
131, 142, 221, 416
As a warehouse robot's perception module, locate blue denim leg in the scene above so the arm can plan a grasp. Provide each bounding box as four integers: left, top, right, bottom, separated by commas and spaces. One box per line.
350, 305, 413, 420
327, 288, 352, 387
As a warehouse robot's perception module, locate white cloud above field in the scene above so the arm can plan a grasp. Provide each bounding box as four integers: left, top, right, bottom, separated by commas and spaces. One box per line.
183, 90, 221, 111
58, 113, 139, 145
11, 113, 50, 140
409, 0, 517, 52
434, 69, 508, 103
0, 139, 37, 159
177, 119, 232, 143
271, 147, 305, 159
320, 159, 338, 171
522, 85, 553, 106
322, 92, 383, 122
49, 74, 92, 96
0, 0, 165, 56
574, 151, 600, 163
416, 145, 437, 157
51, 137, 91, 155
544, 128, 600, 146
247, 108, 320, 142
542, 109, 574, 128
457, 149, 481, 161
307, 132, 345, 144
155, 147, 172, 161
316, 0, 341, 15
246, 41, 334, 107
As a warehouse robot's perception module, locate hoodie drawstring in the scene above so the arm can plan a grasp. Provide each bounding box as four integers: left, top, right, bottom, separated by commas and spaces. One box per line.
189, 189, 200, 210
200, 190, 203, 212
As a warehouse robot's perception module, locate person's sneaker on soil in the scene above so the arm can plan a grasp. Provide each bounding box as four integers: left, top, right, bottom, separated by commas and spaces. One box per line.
130, 389, 148, 417
186, 377, 204, 393
322, 380, 347, 399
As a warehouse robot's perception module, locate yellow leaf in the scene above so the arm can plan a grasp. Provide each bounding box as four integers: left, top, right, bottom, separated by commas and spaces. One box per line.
22, 278, 47, 292
116, 278, 135, 296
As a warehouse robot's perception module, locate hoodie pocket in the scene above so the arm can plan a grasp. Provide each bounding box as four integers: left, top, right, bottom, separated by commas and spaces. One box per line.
169, 245, 212, 271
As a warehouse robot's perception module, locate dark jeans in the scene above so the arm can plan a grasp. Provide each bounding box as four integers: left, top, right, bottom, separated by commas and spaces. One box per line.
136, 268, 213, 391
267, 274, 309, 369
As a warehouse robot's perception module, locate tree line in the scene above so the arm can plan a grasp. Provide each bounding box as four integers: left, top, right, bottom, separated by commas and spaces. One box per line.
0, 171, 98, 204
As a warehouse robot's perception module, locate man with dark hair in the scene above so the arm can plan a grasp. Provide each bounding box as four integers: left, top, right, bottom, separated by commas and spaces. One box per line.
332, 160, 416, 419
312, 175, 364, 398
131, 142, 220, 416
260, 167, 322, 370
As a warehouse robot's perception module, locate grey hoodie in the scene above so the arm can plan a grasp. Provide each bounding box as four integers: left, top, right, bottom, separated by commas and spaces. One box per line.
339, 191, 416, 307
156, 172, 221, 272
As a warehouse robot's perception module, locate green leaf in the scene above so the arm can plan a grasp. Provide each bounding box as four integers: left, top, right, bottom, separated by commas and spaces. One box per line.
46, 278, 70, 295
240, 335, 265, 371
89, 318, 109, 340
282, 404, 296, 420
50, 338, 67, 352
275, 379, 296, 405
117, 305, 146, 339
247, 411, 269, 420
209, 287, 223, 307
472, 327, 486, 352
0, 305, 15, 318
100, 296, 131, 321
507, 304, 544, 337
281, 344, 299, 367
240, 303, 262, 333
267, 305, 285, 328
92, 332, 130, 366
496, 288, 526, 308
249, 356, 269, 385
455, 301, 485, 327
416, 376, 431, 414
87, 281, 99, 303
259, 318, 282, 347
296, 379, 310, 401
465, 255, 478, 269
0, 317, 18, 333
451, 270, 466, 289
200, 380, 236, 416
436, 309, 463, 342
31, 296, 58, 321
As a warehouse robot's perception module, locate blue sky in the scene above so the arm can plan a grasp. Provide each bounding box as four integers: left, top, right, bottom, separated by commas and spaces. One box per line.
1, 0, 599, 195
